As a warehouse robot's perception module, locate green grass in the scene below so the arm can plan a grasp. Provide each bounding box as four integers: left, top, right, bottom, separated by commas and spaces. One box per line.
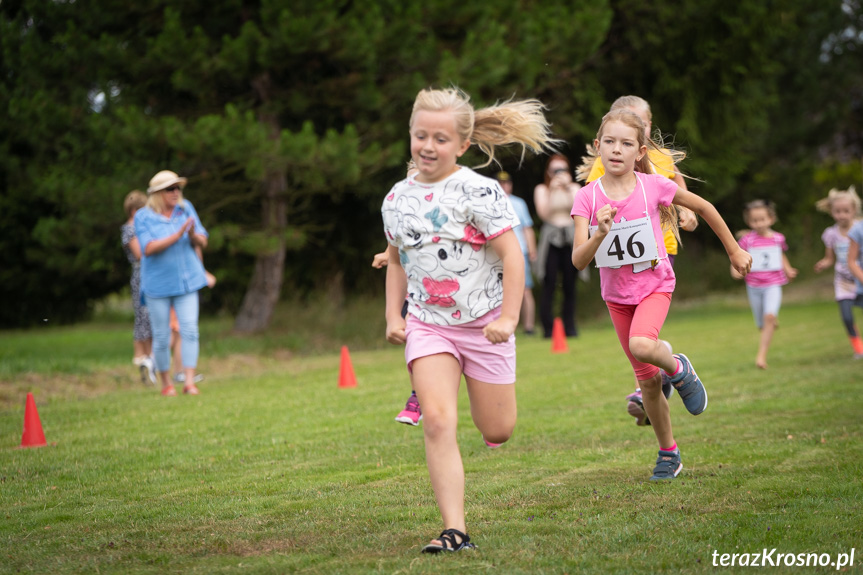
1, 288, 861, 574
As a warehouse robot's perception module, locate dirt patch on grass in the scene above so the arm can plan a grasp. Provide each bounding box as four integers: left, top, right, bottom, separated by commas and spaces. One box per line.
0, 352, 291, 410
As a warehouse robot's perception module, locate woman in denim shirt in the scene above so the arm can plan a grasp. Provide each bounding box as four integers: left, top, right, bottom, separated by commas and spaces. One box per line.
135, 170, 209, 396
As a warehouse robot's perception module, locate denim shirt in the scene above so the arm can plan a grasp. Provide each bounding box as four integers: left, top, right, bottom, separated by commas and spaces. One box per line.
134, 201, 209, 298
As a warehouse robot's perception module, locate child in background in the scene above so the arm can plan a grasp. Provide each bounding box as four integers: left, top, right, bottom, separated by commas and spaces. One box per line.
571, 109, 751, 480
382, 87, 557, 552
839, 189, 863, 354
733, 200, 798, 369
814, 186, 863, 358
121, 190, 156, 385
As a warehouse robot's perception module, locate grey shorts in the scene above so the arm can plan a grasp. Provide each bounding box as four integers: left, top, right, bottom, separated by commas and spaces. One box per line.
746, 284, 783, 329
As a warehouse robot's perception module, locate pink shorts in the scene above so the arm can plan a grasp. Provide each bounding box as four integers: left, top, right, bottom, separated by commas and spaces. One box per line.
606, 292, 672, 381
404, 307, 516, 384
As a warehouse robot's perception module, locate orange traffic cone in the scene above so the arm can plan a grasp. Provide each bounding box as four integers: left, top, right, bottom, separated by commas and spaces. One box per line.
338, 346, 358, 388
551, 317, 568, 353
20, 392, 47, 448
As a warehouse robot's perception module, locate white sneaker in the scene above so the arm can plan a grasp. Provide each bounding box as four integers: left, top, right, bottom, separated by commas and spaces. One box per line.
134, 356, 157, 385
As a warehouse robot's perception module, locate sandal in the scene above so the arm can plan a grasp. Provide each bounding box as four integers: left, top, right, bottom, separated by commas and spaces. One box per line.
421, 528, 476, 553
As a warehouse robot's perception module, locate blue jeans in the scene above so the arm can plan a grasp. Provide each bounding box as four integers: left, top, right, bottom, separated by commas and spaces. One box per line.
146, 291, 200, 373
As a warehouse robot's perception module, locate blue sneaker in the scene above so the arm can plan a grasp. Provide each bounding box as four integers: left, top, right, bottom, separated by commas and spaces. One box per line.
650, 448, 683, 480
669, 353, 707, 415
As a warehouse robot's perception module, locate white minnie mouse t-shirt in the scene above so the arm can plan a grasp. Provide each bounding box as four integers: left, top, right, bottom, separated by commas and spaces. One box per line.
381, 166, 518, 326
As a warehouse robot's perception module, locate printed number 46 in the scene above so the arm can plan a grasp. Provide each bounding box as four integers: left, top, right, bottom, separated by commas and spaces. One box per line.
608, 232, 645, 261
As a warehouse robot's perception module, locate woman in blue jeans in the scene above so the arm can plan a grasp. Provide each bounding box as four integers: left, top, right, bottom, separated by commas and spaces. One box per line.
135, 170, 209, 396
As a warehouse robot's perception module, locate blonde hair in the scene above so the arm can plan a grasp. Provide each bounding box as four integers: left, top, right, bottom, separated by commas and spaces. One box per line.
146, 189, 185, 213
815, 185, 861, 215
592, 109, 680, 242
410, 87, 560, 168
123, 190, 147, 217
610, 95, 652, 122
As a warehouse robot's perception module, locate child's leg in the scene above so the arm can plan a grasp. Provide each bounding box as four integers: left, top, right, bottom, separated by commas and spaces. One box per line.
465, 376, 517, 445
607, 294, 675, 447
626, 294, 675, 448
755, 286, 782, 369
412, 353, 467, 536
838, 299, 863, 354
639, 372, 674, 450
756, 317, 776, 369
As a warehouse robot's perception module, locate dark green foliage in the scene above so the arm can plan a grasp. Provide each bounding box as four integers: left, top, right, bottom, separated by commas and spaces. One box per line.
1, 0, 861, 327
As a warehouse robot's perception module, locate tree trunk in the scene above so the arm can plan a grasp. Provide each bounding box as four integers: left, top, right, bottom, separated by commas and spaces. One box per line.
234, 74, 287, 333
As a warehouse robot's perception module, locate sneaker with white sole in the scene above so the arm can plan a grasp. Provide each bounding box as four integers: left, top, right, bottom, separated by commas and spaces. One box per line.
669, 353, 708, 415
395, 393, 422, 426
134, 357, 157, 386
650, 447, 683, 480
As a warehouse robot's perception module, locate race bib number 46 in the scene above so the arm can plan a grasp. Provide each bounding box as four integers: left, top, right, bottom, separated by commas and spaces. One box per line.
589, 217, 658, 268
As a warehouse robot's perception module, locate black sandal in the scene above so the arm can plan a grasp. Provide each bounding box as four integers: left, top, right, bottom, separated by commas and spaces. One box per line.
421, 528, 476, 553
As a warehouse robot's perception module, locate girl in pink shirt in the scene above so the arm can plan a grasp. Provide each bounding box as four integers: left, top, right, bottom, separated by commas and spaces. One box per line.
571, 109, 751, 480
733, 200, 798, 369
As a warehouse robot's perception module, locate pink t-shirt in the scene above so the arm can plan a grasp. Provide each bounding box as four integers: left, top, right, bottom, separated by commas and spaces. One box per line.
571, 173, 677, 305
738, 230, 789, 288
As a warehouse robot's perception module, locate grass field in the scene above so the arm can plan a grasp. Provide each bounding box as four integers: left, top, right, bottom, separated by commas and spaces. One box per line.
1, 287, 861, 574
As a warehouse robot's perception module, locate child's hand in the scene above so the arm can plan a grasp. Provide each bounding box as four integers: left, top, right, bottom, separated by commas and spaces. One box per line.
483, 316, 518, 344
596, 205, 618, 235
386, 317, 407, 345
786, 266, 799, 280
813, 259, 830, 273
730, 248, 752, 277
371, 252, 389, 269
678, 207, 699, 232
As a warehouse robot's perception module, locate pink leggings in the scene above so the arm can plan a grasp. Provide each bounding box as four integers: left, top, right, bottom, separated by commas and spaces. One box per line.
606, 292, 672, 381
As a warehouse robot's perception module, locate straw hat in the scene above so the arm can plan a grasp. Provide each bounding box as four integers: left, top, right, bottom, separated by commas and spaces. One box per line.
147, 170, 188, 194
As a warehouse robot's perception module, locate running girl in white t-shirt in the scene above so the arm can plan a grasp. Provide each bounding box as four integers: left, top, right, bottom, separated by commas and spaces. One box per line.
382, 87, 558, 552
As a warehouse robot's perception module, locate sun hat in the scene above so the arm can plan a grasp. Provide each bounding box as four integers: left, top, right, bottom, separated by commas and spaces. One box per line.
147, 170, 188, 194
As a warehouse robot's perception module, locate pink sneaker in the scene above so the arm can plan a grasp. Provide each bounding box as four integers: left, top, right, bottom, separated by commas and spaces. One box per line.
395, 393, 422, 426
626, 389, 649, 426
483, 437, 502, 449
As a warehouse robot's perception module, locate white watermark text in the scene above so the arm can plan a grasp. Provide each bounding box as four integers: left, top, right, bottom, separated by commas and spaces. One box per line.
712, 548, 855, 570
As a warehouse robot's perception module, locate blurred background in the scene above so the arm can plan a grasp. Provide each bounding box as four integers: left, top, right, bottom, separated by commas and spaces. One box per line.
2, 0, 861, 331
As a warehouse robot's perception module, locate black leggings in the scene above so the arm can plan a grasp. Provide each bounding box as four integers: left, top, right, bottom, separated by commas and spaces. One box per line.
838, 295, 863, 336
540, 242, 577, 337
